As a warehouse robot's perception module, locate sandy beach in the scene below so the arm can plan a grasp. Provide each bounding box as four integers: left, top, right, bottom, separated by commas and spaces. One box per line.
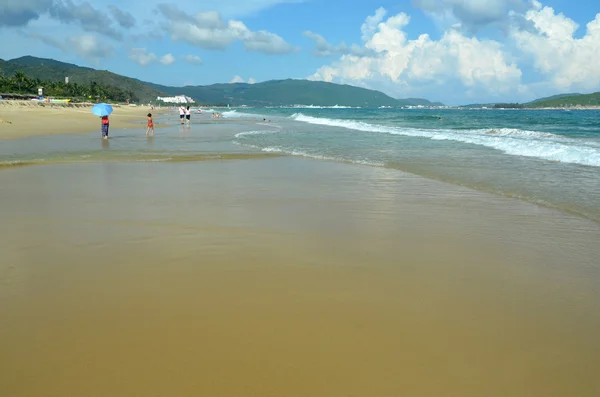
1, 112, 600, 396
0, 100, 170, 139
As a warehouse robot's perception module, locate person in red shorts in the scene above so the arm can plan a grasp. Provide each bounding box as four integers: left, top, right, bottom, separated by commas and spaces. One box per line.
146, 113, 154, 136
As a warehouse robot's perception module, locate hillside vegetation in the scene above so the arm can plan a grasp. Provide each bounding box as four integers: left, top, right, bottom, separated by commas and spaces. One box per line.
150, 79, 403, 107
396, 97, 444, 106
1, 56, 444, 107
0, 70, 137, 102
0, 56, 165, 103
525, 92, 600, 108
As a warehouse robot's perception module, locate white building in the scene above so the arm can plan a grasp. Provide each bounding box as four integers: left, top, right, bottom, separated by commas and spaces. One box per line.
156, 95, 195, 104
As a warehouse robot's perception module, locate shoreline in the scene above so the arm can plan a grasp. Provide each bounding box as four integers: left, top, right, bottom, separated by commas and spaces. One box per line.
1, 108, 598, 224
0, 100, 170, 139
1, 157, 599, 396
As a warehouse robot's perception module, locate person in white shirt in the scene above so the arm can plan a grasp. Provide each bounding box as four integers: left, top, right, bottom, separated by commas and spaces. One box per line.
185, 106, 191, 125
179, 106, 185, 124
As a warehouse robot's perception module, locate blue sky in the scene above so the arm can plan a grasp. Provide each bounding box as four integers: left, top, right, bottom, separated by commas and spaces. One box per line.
1, 0, 599, 104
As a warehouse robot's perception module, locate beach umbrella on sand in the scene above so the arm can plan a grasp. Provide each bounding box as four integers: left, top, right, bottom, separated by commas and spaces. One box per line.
92, 103, 113, 117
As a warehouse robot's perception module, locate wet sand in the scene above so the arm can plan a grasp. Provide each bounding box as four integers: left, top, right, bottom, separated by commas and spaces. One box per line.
1, 156, 600, 396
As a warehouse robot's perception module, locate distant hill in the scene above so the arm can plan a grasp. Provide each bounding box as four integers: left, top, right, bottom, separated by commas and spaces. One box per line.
149, 80, 402, 107
457, 92, 600, 109
525, 92, 600, 108
396, 97, 444, 107
524, 93, 581, 105
458, 103, 496, 108
1, 56, 442, 107
0, 56, 166, 103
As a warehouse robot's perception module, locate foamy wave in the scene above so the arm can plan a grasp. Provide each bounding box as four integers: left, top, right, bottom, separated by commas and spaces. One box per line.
261, 146, 383, 167
221, 110, 268, 119
282, 104, 357, 109
221, 110, 244, 118
234, 130, 279, 138
290, 114, 600, 167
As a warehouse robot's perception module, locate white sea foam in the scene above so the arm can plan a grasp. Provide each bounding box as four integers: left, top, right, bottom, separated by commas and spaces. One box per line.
221, 110, 269, 120
290, 113, 600, 167
234, 130, 279, 138
260, 146, 383, 167
221, 110, 244, 118
282, 104, 357, 109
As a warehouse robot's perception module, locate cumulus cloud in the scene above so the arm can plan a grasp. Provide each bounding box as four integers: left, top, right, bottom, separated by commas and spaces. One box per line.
157, 4, 296, 54
182, 54, 204, 65
128, 48, 176, 66
129, 48, 157, 66
309, 7, 522, 99
67, 34, 115, 63
510, 1, 600, 91
248, 77, 256, 84
159, 53, 175, 65
26, 32, 114, 63
230, 75, 245, 83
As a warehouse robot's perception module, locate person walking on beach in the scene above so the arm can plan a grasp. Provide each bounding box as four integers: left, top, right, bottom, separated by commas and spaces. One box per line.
179, 105, 185, 125
185, 106, 191, 125
146, 113, 154, 136
101, 115, 109, 139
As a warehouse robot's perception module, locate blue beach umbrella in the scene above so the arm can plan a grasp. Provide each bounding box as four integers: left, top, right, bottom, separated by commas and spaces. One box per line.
92, 103, 113, 117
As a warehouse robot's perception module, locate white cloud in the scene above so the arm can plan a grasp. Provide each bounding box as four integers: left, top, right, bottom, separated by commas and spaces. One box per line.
309, 8, 522, 100
66, 34, 115, 63
157, 4, 296, 54
24, 31, 113, 64
128, 48, 176, 66
182, 54, 204, 65
228, 75, 257, 84
510, 2, 600, 91
129, 48, 157, 66
159, 53, 176, 65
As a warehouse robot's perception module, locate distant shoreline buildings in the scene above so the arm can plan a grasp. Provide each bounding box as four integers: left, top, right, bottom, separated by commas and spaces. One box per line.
156, 95, 195, 104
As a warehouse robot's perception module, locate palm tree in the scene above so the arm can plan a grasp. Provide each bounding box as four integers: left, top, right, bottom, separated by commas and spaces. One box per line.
13, 71, 28, 92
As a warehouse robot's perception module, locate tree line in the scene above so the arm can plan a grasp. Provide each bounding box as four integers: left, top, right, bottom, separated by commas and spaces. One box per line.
0, 70, 138, 103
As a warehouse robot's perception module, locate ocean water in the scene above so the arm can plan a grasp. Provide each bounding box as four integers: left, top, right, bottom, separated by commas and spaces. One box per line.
1, 108, 599, 222
227, 107, 600, 222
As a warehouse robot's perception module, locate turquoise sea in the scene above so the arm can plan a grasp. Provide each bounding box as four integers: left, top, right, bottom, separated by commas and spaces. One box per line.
229, 107, 600, 222
1, 107, 599, 222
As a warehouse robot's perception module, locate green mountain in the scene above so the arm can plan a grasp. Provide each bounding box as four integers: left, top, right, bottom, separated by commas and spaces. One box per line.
1, 56, 442, 107
458, 92, 599, 109
0, 56, 166, 103
524, 93, 581, 105
525, 92, 600, 108
149, 80, 402, 107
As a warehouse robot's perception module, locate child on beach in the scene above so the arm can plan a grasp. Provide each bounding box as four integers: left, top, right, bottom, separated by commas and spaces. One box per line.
101, 115, 109, 139
185, 106, 191, 125
146, 113, 154, 136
